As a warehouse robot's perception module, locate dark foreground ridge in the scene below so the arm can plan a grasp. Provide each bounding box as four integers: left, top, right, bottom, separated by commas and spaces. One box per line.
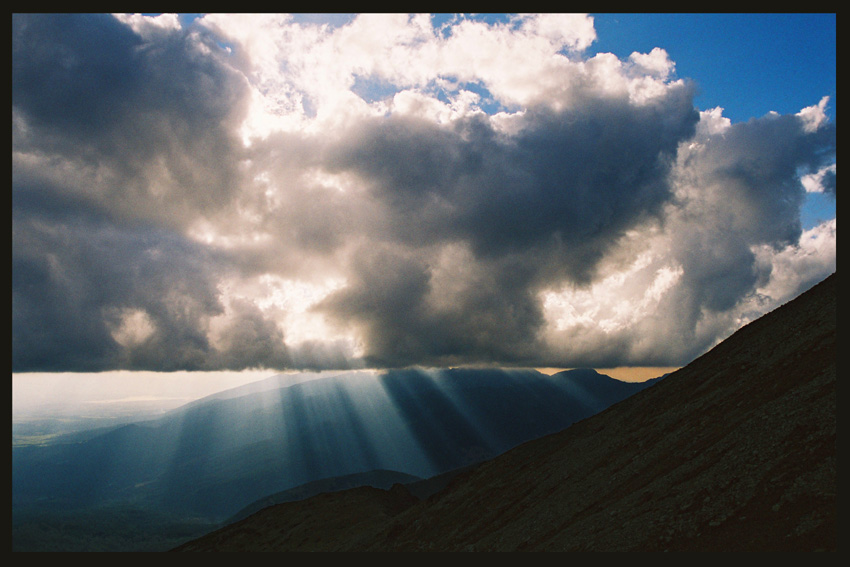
174, 273, 837, 552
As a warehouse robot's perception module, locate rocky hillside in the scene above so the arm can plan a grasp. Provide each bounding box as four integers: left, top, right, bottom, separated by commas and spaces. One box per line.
174, 273, 837, 552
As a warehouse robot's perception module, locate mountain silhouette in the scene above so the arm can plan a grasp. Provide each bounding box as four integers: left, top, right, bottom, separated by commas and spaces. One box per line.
14, 365, 656, 523
173, 273, 836, 552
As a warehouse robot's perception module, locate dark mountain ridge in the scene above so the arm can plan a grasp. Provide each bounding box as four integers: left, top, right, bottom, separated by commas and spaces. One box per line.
174, 273, 837, 552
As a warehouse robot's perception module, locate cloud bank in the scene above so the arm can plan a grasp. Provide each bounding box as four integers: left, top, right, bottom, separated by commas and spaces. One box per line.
12, 13, 837, 373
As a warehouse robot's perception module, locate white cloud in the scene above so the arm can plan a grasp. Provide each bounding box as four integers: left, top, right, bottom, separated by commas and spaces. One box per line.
753, 219, 837, 301
198, 13, 639, 137
113, 12, 182, 39
696, 107, 732, 137
628, 47, 674, 79
108, 308, 156, 347
801, 163, 837, 193
797, 95, 831, 133
542, 251, 683, 335
514, 13, 597, 51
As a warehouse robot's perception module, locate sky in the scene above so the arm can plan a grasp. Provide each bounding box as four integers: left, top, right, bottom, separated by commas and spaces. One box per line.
12, 13, 836, 401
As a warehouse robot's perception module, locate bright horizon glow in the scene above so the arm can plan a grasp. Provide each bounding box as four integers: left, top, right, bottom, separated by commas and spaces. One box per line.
13, 365, 673, 417
12, 370, 273, 416
537, 367, 680, 382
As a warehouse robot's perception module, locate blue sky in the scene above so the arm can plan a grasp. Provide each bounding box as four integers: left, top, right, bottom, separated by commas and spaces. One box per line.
590, 13, 836, 123
13, 14, 836, 395
587, 13, 837, 230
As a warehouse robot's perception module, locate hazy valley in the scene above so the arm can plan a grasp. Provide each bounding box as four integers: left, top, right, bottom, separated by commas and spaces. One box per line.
13, 364, 659, 550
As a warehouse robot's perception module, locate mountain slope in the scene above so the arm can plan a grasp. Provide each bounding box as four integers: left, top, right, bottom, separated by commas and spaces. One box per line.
225, 469, 423, 525
175, 273, 836, 552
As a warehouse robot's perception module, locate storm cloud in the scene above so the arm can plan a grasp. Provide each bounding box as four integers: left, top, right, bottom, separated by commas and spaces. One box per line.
12, 13, 836, 373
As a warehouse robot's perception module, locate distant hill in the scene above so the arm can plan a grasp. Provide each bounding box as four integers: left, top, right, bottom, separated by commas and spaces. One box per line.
174, 273, 836, 552
13, 364, 658, 525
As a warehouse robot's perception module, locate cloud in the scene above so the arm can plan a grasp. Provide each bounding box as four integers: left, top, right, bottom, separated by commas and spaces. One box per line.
12, 13, 249, 230
539, 105, 836, 367
12, 13, 836, 373
801, 163, 837, 196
